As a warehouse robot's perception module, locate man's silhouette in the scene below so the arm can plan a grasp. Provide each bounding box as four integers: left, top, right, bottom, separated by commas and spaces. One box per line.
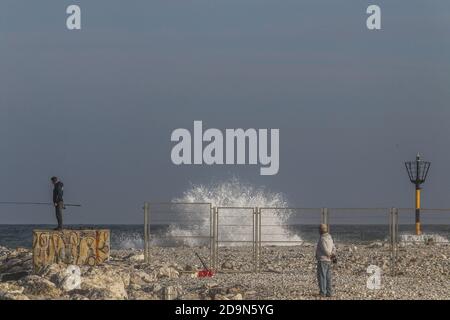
51, 176, 64, 230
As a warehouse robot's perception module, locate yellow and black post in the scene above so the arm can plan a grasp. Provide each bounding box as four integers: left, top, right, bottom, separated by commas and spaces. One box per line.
405, 153, 430, 236
415, 184, 421, 235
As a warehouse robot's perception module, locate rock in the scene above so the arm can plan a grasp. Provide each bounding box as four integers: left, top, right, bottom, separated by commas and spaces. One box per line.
227, 286, 243, 294
70, 293, 89, 300
161, 285, 183, 300
0, 283, 29, 300
221, 261, 234, 270
36, 263, 83, 292
80, 268, 128, 300
168, 262, 183, 271
208, 286, 227, 298
0, 271, 30, 282
0, 244, 447, 300
368, 242, 383, 248
154, 266, 179, 279
180, 292, 202, 300
203, 282, 218, 289
143, 283, 162, 293
21, 258, 34, 271
37, 263, 67, 285
128, 290, 158, 300
130, 270, 156, 285
20, 275, 62, 298
129, 254, 144, 263
0, 258, 24, 273
0, 246, 10, 258
60, 266, 83, 292
184, 264, 195, 271
128, 283, 142, 291
267, 266, 282, 273
66, 288, 89, 296
0, 292, 30, 300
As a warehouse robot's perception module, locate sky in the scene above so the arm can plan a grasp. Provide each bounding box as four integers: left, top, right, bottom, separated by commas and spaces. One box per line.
1, 1, 450, 224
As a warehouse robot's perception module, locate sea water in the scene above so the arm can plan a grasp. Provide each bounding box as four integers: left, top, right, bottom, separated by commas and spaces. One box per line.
0, 224, 449, 250
1, 178, 448, 249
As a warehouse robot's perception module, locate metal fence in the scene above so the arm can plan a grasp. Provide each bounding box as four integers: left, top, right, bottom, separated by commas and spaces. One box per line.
143, 203, 449, 273
396, 208, 450, 244
258, 208, 323, 272
327, 208, 392, 244
216, 207, 256, 272
143, 202, 213, 266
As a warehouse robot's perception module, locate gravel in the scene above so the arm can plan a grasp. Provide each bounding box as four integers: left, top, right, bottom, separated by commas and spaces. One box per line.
0, 243, 448, 300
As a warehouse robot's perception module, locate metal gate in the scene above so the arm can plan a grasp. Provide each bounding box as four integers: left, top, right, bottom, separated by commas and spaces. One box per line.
143, 202, 213, 267
214, 207, 256, 272
258, 207, 324, 272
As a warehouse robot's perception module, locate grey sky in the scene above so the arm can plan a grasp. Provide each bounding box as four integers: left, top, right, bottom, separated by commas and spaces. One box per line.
1, 1, 450, 224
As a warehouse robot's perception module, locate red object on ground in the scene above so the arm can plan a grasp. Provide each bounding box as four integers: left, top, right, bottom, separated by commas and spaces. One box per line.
198, 270, 214, 277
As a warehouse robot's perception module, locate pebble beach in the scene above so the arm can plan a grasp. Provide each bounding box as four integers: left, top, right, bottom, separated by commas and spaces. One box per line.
0, 242, 449, 300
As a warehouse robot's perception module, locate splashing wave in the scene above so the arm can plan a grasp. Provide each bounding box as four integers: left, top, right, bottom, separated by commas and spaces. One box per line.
164, 177, 302, 245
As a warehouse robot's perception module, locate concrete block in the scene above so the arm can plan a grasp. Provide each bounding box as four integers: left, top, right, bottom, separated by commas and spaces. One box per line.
32, 229, 110, 271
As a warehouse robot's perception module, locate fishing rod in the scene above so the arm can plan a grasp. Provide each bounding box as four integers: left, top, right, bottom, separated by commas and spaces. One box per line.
0, 201, 81, 207
194, 251, 210, 271
193, 251, 214, 277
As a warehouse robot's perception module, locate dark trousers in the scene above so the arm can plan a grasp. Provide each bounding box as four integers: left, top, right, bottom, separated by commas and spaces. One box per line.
317, 261, 333, 296
55, 202, 64, 229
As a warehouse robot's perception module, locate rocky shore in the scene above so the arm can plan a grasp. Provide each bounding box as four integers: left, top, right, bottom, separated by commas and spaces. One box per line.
0, 243, 448, 300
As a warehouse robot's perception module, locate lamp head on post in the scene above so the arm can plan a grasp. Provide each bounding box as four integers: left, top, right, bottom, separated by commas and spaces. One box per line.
404, 153, 431, 235
405, 153, 431, 187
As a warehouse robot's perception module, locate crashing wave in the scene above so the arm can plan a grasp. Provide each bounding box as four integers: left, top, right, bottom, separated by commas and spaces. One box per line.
161, 177, 302, 246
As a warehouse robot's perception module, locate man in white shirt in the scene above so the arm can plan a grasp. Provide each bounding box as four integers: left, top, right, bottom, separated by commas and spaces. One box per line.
315, 224, 336, 297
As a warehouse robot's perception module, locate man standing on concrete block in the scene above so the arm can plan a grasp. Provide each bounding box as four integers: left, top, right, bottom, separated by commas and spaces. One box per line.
51, 176, 64, 230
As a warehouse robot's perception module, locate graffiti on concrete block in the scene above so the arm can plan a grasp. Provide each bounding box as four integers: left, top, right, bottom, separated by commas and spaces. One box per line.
32, 229, 110, 271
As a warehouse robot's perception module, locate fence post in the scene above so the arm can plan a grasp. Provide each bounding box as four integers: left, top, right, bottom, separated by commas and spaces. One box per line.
143, 202, 149, 263
320, 207, 325, 224
210, 205, 214, 270
253, 207, 261, 273
252, 207, 256, 272
321, 207, 329, 230
210, 206, 218, 270
393, 207, 398, 274
258, 207, 262, 272
389, 207, 398, 275
213, 207, 219, 270
252, 207, 258, 272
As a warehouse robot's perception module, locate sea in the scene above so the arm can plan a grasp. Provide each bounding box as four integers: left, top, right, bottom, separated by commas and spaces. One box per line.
0, 224, 448, 249
1, 179, 449, 249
